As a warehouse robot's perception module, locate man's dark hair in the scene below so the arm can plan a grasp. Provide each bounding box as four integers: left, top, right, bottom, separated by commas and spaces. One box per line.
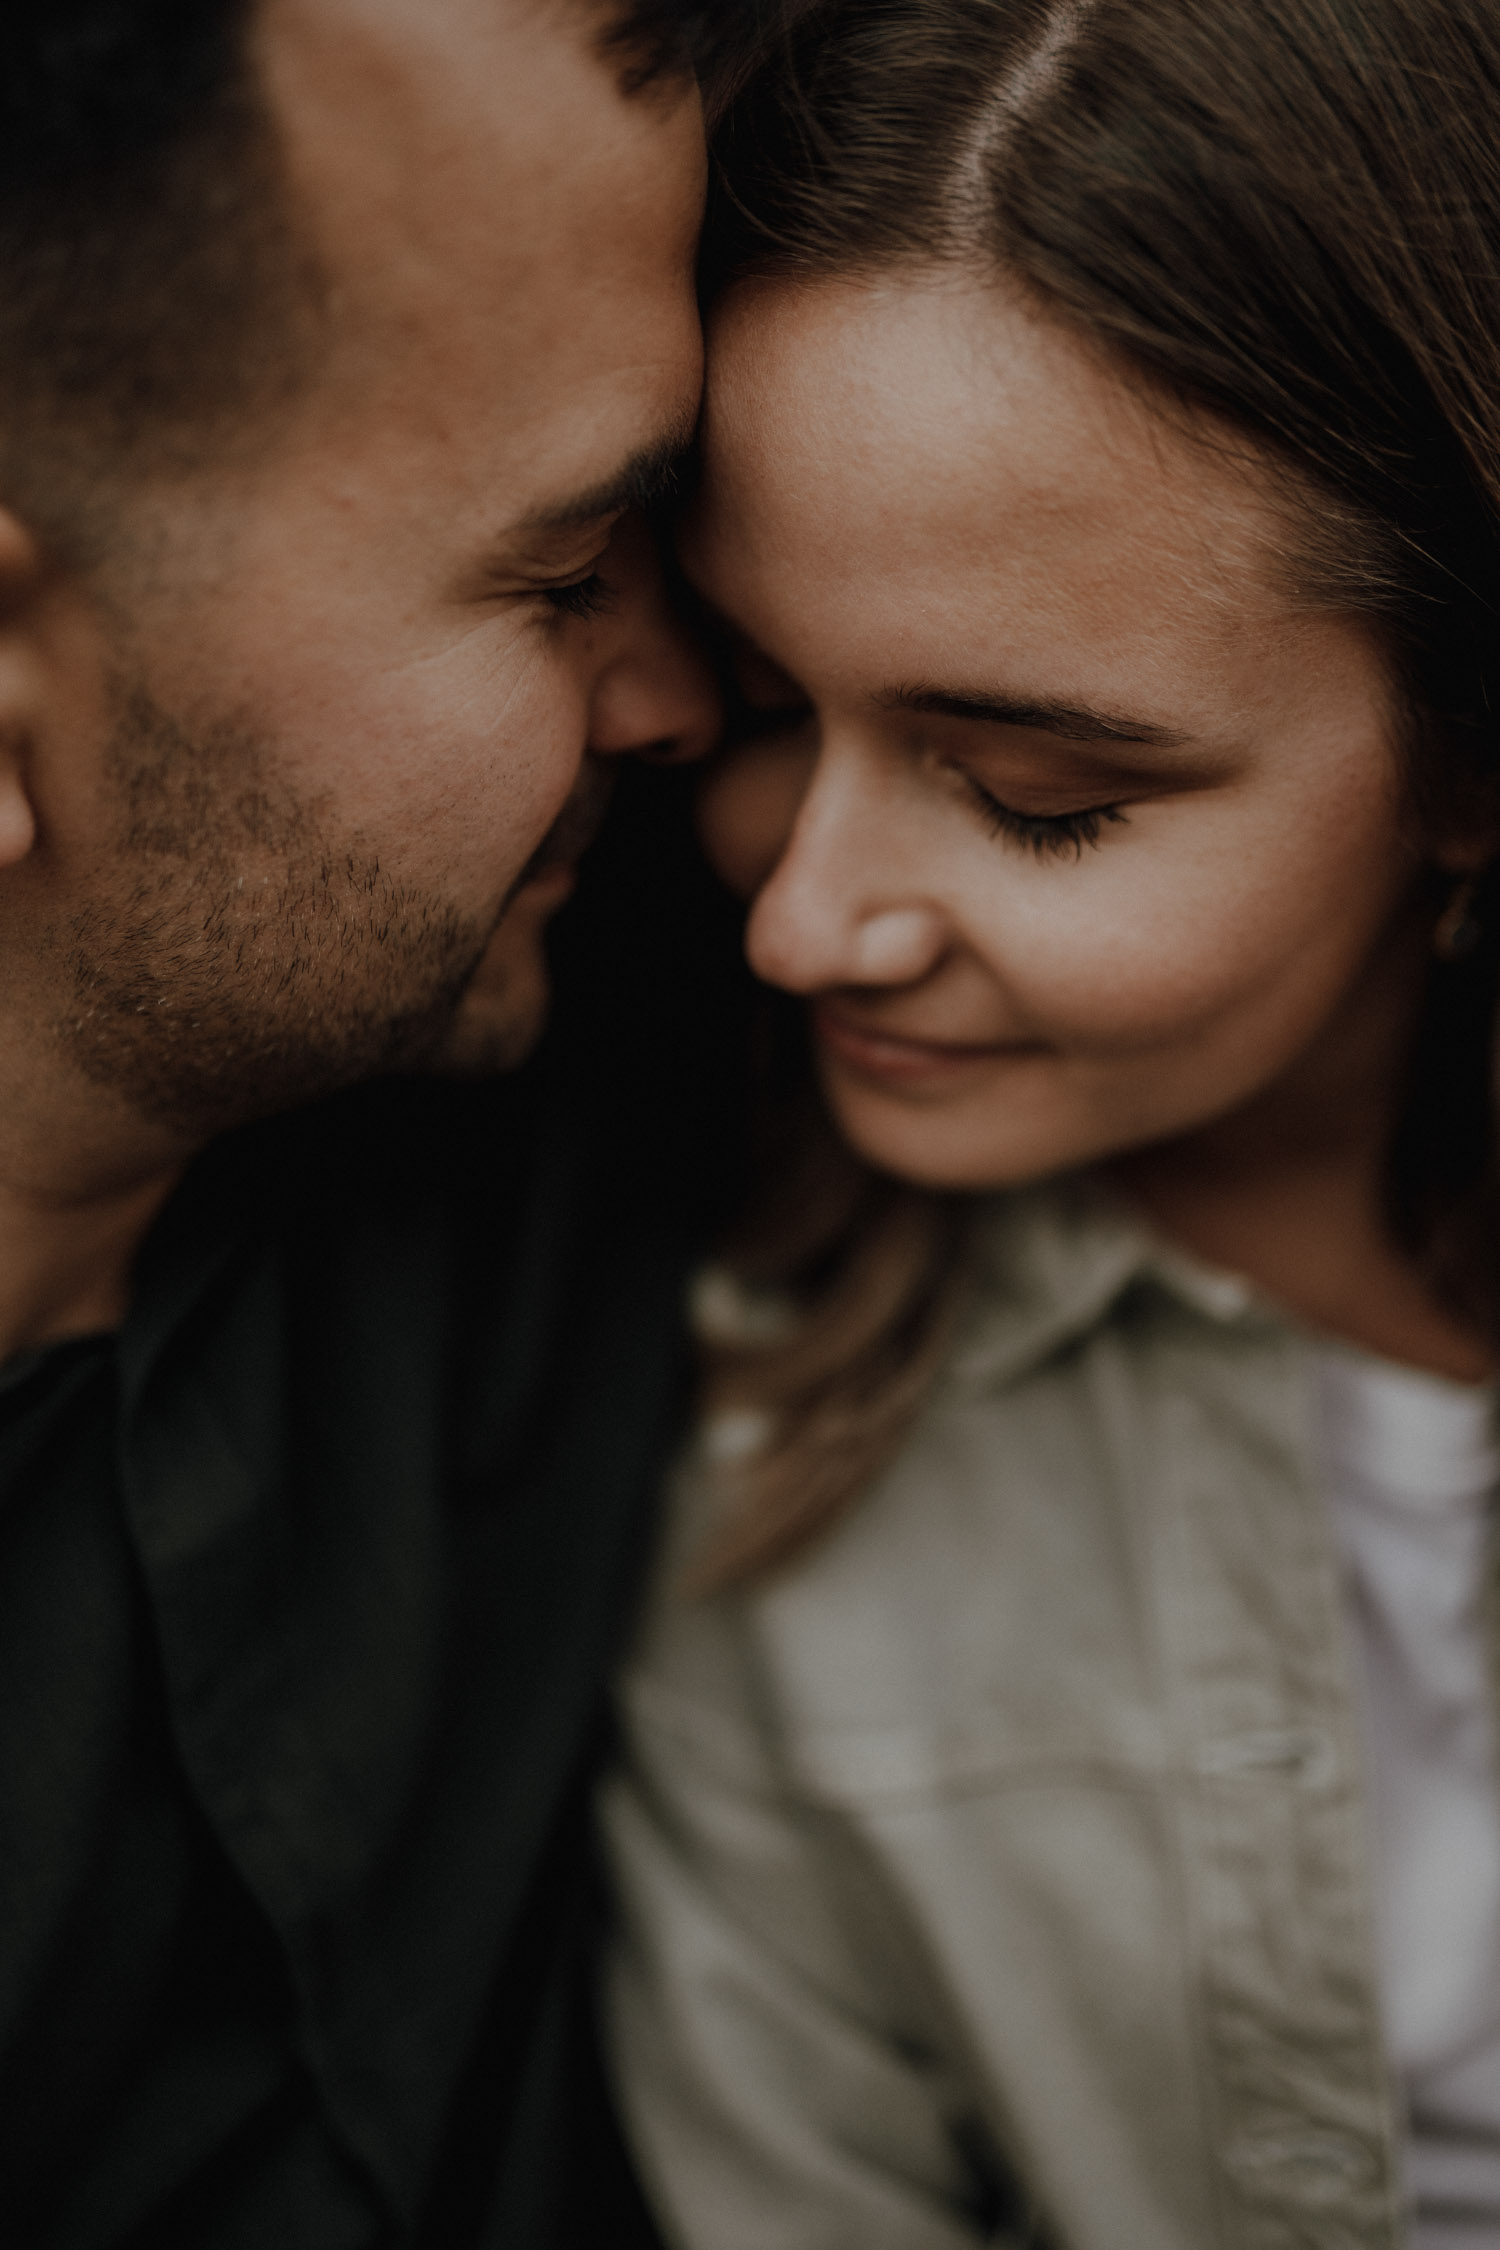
0, 1, 285, 546
0, 0, 796, 555
602, 0, 807, 110
0, 0, 787, 182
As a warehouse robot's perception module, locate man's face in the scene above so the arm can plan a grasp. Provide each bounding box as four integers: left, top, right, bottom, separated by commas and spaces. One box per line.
18, 0, 714, 1136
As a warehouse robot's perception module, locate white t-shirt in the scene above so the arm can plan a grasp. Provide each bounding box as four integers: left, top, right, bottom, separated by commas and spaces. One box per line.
1316, 1346, 1500, 2248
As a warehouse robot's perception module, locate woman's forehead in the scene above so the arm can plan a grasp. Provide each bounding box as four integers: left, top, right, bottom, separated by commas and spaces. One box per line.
701, 276, 1285, 586
693, 273, 1296, 703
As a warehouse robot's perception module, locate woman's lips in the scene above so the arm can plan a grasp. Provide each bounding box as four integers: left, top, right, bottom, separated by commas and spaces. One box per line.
811, 1001, 1044, 1086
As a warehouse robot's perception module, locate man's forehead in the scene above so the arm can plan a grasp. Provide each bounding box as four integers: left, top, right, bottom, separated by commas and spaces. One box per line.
251, 0, 705, 511
258, 0, 703, 284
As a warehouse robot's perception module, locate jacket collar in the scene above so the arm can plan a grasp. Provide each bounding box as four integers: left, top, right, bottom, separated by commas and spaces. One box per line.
949, 1171, 1277, 1395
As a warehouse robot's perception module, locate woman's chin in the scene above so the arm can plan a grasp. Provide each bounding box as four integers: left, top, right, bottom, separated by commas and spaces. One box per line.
822, 1064, 1094, 1196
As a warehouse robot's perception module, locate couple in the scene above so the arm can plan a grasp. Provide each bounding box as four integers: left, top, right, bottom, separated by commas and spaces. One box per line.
8, 1, 1500, 2247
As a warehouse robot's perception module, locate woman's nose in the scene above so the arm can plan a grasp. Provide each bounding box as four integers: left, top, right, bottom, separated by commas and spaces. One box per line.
744, 761, 949, 995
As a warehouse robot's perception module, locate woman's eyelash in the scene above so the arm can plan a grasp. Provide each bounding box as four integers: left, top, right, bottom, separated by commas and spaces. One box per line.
543, 572, 613, 621
968, 781, 1127, 860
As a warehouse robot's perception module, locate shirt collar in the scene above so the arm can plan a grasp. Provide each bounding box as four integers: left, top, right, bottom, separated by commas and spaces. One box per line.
948, 1171, 1275, 1394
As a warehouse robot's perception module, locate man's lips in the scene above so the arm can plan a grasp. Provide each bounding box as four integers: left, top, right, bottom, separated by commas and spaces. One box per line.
811, 1000, 1046, 1084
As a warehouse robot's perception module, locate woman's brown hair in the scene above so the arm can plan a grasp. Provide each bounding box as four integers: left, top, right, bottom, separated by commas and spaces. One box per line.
691, 0, 1500, 1588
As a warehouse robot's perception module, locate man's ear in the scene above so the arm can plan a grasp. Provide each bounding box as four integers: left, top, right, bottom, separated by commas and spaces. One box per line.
0, 508, 45, 872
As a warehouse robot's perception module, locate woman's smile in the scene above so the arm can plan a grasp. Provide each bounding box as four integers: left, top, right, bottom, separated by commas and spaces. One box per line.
811, 998, 1046, 1089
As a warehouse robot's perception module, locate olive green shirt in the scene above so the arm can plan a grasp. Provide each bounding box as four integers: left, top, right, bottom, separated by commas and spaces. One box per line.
605, 1175, 1422, 2250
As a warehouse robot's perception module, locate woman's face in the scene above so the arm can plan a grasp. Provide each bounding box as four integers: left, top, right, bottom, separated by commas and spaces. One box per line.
687, 272, 1442, 1192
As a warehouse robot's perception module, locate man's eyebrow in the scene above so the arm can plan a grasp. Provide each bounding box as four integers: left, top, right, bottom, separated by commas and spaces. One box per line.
518, 424, 697, 535
879, 684, 1192, 750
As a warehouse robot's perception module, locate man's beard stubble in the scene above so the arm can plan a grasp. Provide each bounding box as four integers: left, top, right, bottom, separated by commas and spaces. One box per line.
54, 676, 492, 1140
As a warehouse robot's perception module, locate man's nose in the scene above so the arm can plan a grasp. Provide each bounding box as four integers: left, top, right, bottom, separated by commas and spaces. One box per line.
586, 516, 721, 764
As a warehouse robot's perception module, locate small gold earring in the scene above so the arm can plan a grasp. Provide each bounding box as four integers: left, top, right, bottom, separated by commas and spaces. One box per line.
1434, 872, 1485, 961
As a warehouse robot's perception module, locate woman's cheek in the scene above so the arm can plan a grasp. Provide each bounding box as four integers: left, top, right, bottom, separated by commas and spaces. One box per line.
696, 732, 817, 901
965, 857, 1289, 1053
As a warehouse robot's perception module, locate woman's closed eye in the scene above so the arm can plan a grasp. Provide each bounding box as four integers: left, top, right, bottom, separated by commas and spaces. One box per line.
960, 773, 1129, 861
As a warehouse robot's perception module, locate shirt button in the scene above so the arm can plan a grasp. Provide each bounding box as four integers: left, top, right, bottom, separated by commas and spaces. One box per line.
1197, 1728, 1338, 1787
1227, 2128, 1376, 2204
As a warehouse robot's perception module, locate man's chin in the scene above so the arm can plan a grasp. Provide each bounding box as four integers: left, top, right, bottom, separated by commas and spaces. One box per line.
423, 888, 568, 1078
422, 838, 591, 1078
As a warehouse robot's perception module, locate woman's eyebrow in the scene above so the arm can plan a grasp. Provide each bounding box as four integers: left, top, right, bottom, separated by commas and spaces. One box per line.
879, 683, 1193, 750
